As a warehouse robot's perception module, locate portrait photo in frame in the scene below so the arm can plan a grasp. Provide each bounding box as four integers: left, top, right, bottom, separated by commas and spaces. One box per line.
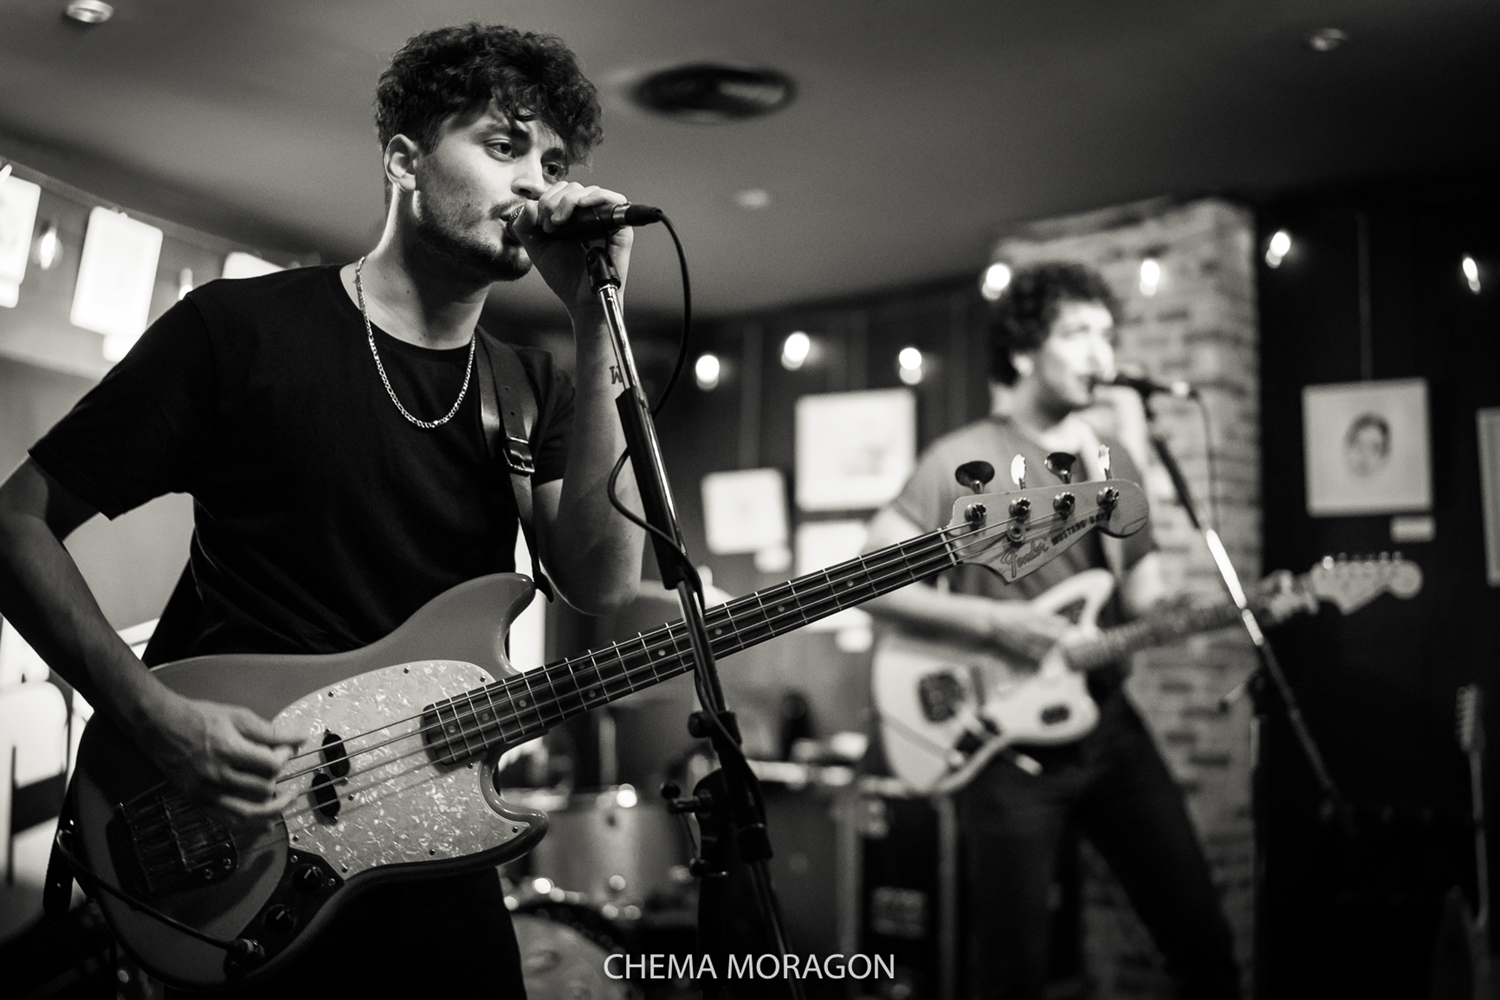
1303, 378, 1431, 516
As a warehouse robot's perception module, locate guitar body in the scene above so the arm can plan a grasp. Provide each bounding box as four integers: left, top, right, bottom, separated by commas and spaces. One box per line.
69, 573, 549, 991
873, 553, 1423, 795
873, 569, 1116, 794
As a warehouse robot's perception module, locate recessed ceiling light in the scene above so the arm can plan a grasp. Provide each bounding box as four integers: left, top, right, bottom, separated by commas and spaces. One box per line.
1307, 28, 1348, 52
64, 0, 113, 24
634, 65, 796, 123
735, 189, 771, 210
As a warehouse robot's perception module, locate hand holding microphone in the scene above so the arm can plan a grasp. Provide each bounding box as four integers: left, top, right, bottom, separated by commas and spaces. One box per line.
506, 199, 663, 241
503, 182, 662, 315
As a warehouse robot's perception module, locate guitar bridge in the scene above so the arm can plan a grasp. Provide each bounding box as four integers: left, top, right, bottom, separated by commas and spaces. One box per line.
109, 790, 238, 895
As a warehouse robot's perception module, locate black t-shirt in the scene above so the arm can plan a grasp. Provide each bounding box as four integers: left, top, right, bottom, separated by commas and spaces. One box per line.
32, 264, 573, 664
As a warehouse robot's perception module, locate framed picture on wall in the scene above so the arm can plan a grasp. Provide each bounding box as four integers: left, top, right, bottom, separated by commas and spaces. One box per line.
1303, 378, 1431, 516
0, 173, 42, 307
794, 388, 916, 511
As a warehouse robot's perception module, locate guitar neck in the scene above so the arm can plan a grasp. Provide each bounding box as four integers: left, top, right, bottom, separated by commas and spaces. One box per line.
438, 527, 964, 755
1066, 594, 1258, 673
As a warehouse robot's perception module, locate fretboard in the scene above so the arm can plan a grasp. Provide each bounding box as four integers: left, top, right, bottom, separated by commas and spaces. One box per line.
1065, 597, 1255, 672
426, 524, 967, 760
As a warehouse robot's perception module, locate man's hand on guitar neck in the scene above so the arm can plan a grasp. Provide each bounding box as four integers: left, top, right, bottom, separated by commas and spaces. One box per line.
131, 689, 305, 825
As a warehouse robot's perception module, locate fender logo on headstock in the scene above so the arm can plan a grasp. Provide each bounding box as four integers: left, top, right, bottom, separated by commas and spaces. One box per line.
997, 537, 1053, 575
993, 512, 1111, 581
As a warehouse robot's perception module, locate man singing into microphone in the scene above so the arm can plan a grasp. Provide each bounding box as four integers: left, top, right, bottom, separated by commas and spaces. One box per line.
863, 262, 1239, 999
0, 23, 643, 996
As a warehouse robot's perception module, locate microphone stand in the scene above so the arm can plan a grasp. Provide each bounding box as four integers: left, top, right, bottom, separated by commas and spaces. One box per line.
1140, 393, 1351, 997
584, 245, 802, 1000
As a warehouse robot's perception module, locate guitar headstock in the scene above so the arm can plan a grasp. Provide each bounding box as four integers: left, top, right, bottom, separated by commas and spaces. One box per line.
1458, 683, 1484, 756
1304, 553, 1424, 615
945, 479, 1149, 584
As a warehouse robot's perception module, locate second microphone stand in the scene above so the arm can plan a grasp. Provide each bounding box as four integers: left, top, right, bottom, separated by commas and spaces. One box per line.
584, 245, 802, 1000
1142, 392, 1352, 998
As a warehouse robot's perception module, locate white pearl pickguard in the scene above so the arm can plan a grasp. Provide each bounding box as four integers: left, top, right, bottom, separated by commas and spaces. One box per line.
275, 659, 534, 878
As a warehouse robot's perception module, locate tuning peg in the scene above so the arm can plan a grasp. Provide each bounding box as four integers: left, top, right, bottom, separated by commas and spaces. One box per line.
1097, 444, 1111, 479
1044, 452, 1076, 484
955, 461, 995, 494
1010, 455, 1027, 489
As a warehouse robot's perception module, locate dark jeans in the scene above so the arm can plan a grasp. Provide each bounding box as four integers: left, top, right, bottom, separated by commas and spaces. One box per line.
163, 868, 526, 999
959, 691, 1240, 1000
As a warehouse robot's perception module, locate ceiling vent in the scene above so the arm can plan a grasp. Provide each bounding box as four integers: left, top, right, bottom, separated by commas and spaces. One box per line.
633, 65, 796, 123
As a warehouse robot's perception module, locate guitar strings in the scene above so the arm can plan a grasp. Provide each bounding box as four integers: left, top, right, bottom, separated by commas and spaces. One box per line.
267, 529, 974, 818
273, 505, 1089, 793
268, 517, 980, 783
267, 506, 1089, 817
271, 512, 997, 785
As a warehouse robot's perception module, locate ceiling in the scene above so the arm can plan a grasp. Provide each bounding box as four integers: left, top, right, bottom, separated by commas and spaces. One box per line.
1, 0, 1496, 324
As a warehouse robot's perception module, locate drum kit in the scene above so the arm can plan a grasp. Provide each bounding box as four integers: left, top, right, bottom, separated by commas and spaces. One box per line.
498, 749, 700, 999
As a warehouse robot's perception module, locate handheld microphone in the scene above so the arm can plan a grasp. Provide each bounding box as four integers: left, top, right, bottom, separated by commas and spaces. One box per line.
1102, 371, 1198, 399
508, 203, 664, 241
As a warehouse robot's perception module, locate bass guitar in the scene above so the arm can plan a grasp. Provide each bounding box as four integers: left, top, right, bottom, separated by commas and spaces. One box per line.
61, 478, 1147, 990
873, 553, 1423, 794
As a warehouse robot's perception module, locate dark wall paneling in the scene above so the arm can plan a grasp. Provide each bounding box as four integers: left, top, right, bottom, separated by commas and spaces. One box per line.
1255, 181, 1500, 999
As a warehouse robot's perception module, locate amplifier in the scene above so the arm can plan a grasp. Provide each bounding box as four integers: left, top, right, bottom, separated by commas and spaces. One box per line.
855, 778, 1084, 1000
856, 779, 960, 1000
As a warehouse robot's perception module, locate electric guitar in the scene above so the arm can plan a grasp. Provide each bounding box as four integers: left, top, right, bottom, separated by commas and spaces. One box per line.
873, 553, 1423, 794
61, 479, 1147, 990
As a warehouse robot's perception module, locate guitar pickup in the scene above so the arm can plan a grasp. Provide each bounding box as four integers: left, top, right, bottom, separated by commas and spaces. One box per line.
917, 672, 966, 723
309, 770, 340, 820
320, 731, 350, 779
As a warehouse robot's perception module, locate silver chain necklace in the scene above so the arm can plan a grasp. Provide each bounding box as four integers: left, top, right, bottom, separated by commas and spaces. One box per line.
354, 256, 475, 430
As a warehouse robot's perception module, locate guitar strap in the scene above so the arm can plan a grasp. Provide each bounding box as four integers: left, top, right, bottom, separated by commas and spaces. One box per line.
476, 330, 555, 602
42, 781, 81, 920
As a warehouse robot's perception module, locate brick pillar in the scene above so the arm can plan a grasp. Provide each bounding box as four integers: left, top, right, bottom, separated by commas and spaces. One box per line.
993, 196, 1260, 999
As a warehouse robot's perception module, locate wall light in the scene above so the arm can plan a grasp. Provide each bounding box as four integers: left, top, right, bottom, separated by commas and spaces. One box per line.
694, 352, 721, 390
980, 262, 1012, 301
33, 220, 60, 271
0, 163, 12, 182
1139, 257, 1161, 297
177, 267, 194, 301
781, 331, 811, 370
898, 346, 924, 385
1265, 229, 1292, 268
1463, 255, 1482, 294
